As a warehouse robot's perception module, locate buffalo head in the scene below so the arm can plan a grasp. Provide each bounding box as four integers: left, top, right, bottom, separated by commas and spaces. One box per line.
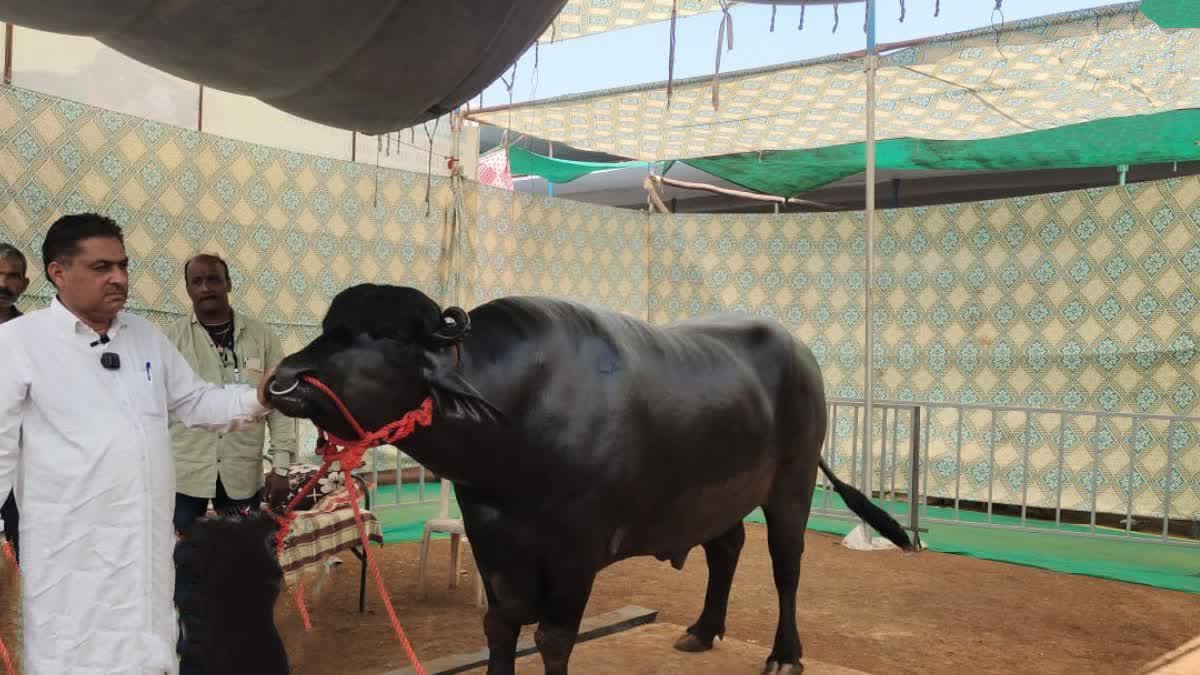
265, 284, 499, 439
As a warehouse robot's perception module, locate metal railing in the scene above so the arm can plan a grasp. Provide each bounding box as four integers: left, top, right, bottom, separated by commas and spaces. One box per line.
818, 399, 1200, 548
302, 400, 1200, 550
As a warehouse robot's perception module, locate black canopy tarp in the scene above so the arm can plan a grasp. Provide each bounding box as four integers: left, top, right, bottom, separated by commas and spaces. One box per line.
0, 1, 568, 133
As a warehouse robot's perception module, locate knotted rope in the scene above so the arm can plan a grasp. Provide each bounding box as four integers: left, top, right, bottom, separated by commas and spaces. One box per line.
270, 375, 434, 675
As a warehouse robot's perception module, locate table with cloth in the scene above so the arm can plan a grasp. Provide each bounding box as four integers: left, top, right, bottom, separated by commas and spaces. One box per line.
225, 463, 385, 613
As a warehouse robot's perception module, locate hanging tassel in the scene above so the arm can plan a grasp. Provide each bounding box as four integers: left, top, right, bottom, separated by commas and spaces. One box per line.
712, 1, 734, 110
667, 0, 678, 102
899, 0, 906, 22
934, 0, 940, 17
799, 1, 806, 30
534, 40, 540, 70
833, 1, 840, 33
770, 1, 777, 31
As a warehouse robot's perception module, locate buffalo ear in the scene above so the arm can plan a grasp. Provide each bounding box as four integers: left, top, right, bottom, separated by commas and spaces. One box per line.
426, 363, 503, 424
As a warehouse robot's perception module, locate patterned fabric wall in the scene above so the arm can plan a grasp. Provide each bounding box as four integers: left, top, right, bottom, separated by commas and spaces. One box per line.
3, 84, 1197, 519
0, 85, 647, 466
650, 181, 1200, 519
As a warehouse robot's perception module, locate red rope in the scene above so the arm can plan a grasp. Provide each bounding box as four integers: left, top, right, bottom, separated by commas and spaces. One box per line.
0, 632, 13, 675
1, 540, 17, 675
269, 376, 434, 675
294, 580, 312, 631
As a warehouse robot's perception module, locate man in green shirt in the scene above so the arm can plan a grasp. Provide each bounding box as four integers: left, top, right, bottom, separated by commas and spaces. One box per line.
168, 253, 297, 674
167, 253, 296, 530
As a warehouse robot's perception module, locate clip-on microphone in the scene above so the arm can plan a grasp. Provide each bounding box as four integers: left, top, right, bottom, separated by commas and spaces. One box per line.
91, 334, 121, 370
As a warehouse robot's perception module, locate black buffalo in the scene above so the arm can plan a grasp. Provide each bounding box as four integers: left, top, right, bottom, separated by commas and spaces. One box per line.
266, 284, 911, 675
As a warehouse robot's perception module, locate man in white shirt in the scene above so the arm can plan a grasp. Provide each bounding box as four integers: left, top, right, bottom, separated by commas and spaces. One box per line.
0, 213, 278, 675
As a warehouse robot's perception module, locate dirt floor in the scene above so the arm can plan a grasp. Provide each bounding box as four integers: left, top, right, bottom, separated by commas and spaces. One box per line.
3, 523, 1199, 674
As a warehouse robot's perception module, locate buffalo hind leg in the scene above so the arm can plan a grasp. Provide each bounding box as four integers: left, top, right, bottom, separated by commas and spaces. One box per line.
761, 501, 809, 673
534, 569, 597, 675
675, 521, 746, 653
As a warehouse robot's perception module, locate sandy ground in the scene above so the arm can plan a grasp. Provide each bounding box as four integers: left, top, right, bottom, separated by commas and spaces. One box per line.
3, 523, 1199, 674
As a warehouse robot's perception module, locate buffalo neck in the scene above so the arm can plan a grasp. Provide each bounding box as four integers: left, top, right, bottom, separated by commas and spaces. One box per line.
399, 345, 515, 492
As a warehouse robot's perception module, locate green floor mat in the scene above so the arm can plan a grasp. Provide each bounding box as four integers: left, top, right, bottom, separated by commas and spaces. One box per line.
363, 480, 1200, 594
366, 481, 461, 544
745, 489, 1200, 595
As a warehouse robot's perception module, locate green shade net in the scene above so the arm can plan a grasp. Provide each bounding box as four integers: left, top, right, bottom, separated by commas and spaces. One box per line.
1141, 0, 1200, 27
507, 144, 648, 184
503, 110, 1200, 197
685, 109, 1200, 197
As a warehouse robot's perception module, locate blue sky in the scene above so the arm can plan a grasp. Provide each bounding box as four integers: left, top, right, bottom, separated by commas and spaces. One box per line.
480, 0, 1117, 107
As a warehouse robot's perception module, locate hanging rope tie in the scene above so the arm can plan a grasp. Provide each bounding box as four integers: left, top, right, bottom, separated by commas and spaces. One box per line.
770, 1, 777, 31
373, 135, 382, 209
934, 0, 940, 17
711, 0, 734, 111
423, 117, 441, 218
832, 0, 840, 33
667, 0, 678, 103
798, 1, 806, 30
899, 0, 906, 22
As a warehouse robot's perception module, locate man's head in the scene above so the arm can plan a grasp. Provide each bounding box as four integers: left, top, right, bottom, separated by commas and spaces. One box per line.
183, 253, 233, 318
0, 243, 29, 318
41, 213, 129, 326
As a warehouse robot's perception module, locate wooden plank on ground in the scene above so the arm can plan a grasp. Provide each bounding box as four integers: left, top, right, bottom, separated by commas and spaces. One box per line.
462, 622, 872, 674
382, 605, 658, 675
1141, 633, 1200, 674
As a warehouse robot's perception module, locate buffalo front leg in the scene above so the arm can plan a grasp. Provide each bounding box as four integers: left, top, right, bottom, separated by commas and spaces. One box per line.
534, 570, 597, 675
483, 604, 522, 675
480, 570, 541, 675
675, 521, 745, 653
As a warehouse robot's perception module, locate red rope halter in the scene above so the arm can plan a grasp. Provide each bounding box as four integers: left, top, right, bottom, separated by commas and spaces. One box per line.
271, 374, 433, 675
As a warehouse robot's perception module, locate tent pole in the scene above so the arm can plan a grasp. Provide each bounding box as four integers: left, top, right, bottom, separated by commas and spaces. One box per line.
847, 0, 880, 549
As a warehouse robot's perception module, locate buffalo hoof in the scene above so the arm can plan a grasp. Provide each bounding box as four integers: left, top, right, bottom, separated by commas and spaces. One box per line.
762, 661, 804, 674
673, 632, 714, 653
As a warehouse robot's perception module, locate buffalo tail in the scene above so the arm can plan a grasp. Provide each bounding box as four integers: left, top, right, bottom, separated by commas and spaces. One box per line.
817, 459, 913, 551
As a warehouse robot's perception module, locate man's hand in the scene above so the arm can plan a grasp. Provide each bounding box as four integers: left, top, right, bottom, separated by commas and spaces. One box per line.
265, 472, 291, 509
258, 365, 278, 409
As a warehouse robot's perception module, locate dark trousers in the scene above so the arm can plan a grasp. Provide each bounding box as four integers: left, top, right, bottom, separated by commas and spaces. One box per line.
174, 477, 260, 674
1, 490, 17, 563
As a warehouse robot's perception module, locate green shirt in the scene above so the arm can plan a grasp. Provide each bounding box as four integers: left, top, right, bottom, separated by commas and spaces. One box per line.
166, 310, 297, 500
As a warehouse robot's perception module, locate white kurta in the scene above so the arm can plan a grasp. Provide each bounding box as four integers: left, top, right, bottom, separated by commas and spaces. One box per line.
0, 298, 270, 675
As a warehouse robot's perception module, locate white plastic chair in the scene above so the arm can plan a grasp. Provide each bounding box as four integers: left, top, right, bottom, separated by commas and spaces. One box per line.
416, 478, 486, 609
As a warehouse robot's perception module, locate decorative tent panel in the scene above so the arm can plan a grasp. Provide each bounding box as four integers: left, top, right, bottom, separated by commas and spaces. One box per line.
0, 0, 569, 133
538, 1, 856, 43
475, 3, 1200, 162
540, 0, 722, 42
